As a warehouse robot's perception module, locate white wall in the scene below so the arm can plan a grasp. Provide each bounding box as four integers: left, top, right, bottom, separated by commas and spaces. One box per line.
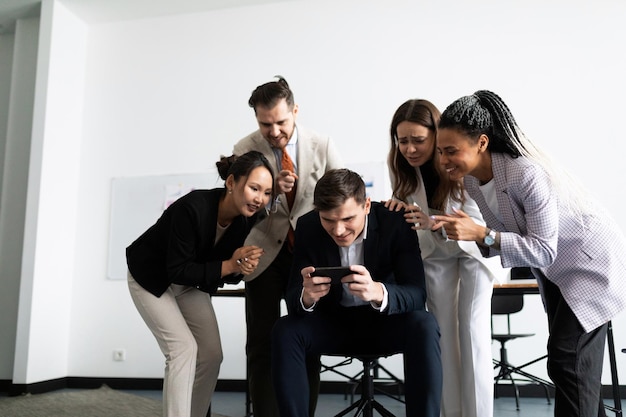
0, 33, 12, 191
0, 31, 18, 381
0, 17, 39, 382
13, 0, 88, 384
5, 0, 626, 386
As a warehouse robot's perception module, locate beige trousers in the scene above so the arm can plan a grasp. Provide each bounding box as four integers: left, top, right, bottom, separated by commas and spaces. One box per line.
128, 272, 222, 417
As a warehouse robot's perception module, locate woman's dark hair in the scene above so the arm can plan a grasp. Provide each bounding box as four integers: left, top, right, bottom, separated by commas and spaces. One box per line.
439, 90, 528, 157
248, 76, 295, 113
387, 99, 461, 210
313, 169, 366, 212
440, 89, 593, 218
216, 150, 276, 199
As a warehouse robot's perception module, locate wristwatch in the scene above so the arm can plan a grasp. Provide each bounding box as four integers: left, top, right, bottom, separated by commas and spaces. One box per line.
484, 228, 497, 246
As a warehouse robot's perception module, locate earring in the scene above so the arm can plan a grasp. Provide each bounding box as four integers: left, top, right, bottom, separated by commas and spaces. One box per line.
228, 189, 232, 194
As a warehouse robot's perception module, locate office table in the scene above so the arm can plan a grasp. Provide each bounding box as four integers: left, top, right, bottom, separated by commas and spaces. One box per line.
492, 281, 552, 407
493, 282, 539, 295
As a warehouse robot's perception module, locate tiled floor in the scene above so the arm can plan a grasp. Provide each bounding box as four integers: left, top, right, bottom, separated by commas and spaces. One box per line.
2, 384, 618, 416
132, 389, 561, 417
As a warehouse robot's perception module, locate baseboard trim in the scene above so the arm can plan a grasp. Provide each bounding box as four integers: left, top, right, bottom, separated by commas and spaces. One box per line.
495, 383, 625, 399
2, 377, 625, 400
3, 377, 164, 396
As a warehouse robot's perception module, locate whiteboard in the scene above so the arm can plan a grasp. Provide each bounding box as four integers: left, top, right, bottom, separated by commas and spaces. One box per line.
106, 162, 389, 280
107, 170, 222, 280
350, 160, 389, 202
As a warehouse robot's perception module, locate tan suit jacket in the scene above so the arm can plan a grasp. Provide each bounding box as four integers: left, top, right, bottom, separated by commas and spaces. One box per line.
232, 124, 343, 281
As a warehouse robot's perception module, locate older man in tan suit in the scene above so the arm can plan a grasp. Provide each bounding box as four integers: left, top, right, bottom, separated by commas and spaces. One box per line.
232, 76, 343, 417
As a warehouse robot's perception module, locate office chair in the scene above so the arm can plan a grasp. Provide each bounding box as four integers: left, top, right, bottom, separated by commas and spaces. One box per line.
491, 293, 552, 410
332, 354, 401, 417
321, 355, 404, 403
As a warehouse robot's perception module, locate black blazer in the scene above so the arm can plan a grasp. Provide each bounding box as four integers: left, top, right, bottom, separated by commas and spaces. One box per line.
126, 188, 258, 297
285, 202, 427, 315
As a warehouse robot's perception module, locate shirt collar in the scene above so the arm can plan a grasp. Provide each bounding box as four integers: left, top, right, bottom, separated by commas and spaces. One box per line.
355, 213, 368, 243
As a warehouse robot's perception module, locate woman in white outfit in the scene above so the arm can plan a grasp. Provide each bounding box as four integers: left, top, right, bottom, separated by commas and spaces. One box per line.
384, 99, 508, 417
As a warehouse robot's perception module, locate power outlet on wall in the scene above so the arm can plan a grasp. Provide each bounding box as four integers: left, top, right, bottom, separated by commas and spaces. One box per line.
113, 349, 126, 361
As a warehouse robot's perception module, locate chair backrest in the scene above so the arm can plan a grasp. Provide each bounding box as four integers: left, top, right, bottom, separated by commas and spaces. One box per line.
491, 293, 526, 335
491, 294, 525, 315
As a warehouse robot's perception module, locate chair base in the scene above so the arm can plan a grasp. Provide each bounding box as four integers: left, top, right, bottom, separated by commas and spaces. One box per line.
346, 361, 404, 404
493, 355, 552, 410
334, 358, 399, 417
335, 398, 396, 417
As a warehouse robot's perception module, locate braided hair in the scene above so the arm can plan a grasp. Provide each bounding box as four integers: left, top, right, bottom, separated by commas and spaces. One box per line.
439, 90, 533, 158
440, 90, 593, 216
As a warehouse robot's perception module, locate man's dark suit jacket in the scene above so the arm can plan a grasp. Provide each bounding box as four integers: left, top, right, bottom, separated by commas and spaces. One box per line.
126, 188, 258, 297
285, 201, 427, 315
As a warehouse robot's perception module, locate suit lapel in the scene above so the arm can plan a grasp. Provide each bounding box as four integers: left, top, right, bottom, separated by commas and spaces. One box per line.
323, 236, 342, 266
492, 153, 520, 234
251, 132, 277, 166
363, 211, 378, 273
293, 125, 317, 212
316, 231, 343, 303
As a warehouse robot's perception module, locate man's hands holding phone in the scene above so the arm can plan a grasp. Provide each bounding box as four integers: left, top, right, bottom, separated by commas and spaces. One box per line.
300, 265, 384, 309
310, 266, 354, 285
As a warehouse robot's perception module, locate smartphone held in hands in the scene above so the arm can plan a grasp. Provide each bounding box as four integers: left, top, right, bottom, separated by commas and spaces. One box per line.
311, 266, 353, 285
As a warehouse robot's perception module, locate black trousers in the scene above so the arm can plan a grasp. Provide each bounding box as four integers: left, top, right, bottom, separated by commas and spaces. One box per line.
271, 306, 442, 417
245, 243, 319, 417
541, 276, 608, 417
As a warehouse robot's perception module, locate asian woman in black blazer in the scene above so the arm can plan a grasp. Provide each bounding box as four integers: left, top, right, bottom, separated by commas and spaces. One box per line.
126, 150, 275, 417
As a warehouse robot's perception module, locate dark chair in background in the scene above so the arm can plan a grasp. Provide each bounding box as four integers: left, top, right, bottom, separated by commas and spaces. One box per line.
494, 268, 622, 415
491, 293, 552, 410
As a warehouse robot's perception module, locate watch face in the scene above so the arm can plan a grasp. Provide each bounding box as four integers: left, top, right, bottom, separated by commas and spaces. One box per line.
484, 230, 496, 246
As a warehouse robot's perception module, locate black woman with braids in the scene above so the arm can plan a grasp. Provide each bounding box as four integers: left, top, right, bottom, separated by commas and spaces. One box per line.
384, 99, 508, 417
431, 90, 626, 417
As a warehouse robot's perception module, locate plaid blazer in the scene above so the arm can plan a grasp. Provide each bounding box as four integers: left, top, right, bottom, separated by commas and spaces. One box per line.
464, 152, 626, 332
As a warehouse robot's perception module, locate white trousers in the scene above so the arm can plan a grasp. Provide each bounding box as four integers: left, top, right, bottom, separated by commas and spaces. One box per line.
423, 241, 494, 417
128, 273, 223, 417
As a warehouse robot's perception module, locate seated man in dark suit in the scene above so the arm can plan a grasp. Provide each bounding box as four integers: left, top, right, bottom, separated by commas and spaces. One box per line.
271, 168, 442, 417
